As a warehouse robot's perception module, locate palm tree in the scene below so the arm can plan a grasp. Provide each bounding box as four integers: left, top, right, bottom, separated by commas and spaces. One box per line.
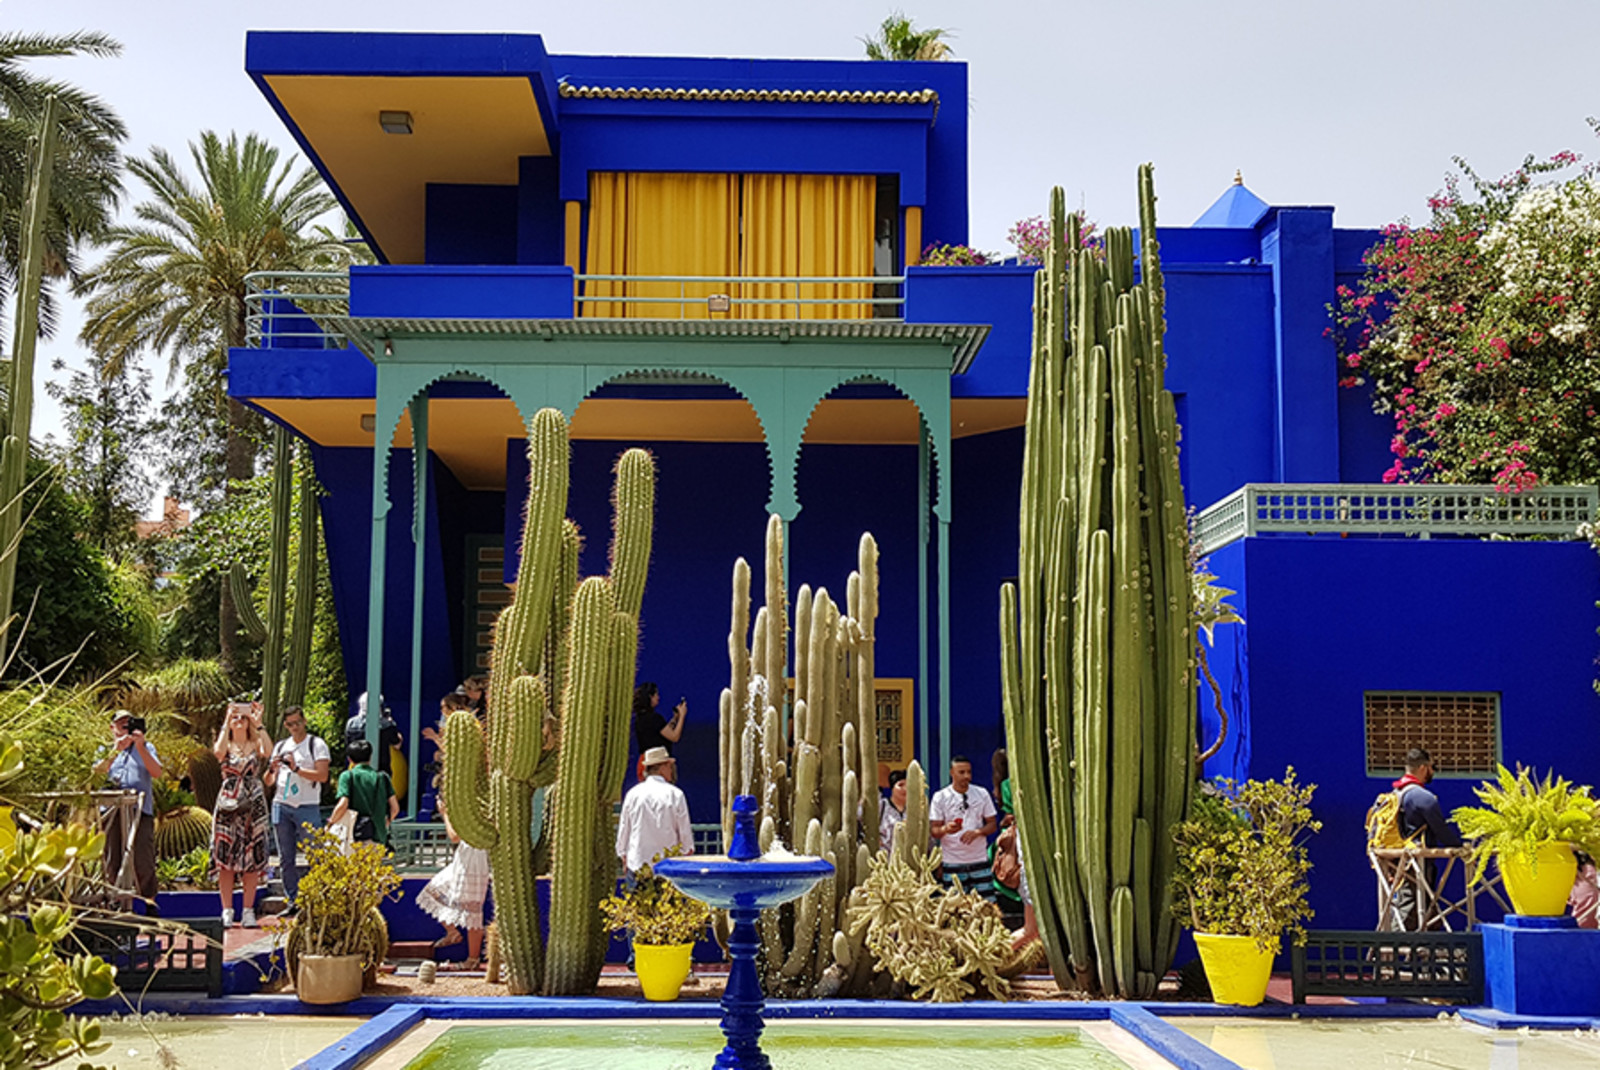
861, 12, 955, 61
0, 31, 126, 340
78, 131, 353, 672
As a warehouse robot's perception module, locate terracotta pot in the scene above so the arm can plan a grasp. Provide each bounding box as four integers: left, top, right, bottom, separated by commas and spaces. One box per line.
634, 942, 694, 1001
297, 953, 364, 1004
1193, 932, 1274, 1007
1499, 842, 1578, 917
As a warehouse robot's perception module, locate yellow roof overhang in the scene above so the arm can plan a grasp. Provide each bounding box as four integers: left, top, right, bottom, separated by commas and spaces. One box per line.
255, 397, 1024, 492
262, 74, 551, 264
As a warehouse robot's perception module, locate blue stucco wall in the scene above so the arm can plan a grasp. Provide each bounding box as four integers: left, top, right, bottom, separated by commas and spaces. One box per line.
1220, 536, 1600, 931
349, 264, 574, 319
425, 184, 519, 265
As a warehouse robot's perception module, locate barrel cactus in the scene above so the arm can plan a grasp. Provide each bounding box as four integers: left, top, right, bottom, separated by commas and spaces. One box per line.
720, 515, 883, 997
440, 407, 654, 996
999, 166, 1197, 998
154, 806, 213, 861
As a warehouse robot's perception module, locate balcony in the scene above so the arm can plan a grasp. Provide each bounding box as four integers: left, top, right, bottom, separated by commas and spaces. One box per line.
1193, 483, 1600, 554
244, 266, 910, 348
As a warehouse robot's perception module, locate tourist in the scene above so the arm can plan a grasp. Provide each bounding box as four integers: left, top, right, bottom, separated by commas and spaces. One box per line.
95, 710, 163, 910
991, 748, 1024, 925
632, 682, 686, 781
331, 738, 399, 846
212, 700, 272, 927
417, 803, 490, 970
929, 754, 999, 900
461, 675, 489, 718
1390, 746, 1462, 930
879, 768, 908, 850
265, 706, 330, 905
616, 746, 693, 877
345, 691, 403, 778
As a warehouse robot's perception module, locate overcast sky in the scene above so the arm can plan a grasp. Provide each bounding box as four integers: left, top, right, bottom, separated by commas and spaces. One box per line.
11, 0, 1600, 509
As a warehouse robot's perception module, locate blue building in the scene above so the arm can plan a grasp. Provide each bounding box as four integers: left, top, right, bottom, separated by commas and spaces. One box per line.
232, 31, 1600, 932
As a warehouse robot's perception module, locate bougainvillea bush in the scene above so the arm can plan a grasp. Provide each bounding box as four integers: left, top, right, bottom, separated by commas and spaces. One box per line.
1333, 148, 1600, 489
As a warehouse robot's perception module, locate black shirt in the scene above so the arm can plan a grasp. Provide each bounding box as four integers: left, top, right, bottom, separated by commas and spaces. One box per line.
634, 705, 672, 757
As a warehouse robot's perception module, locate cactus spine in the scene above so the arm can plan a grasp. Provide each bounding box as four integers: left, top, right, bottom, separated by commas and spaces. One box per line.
722, 517, 883, 997
998, 167, 1196, 998
439, 407, 655, 995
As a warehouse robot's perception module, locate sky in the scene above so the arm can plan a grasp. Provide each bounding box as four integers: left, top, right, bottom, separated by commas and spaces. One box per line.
11, 0, 1600, 512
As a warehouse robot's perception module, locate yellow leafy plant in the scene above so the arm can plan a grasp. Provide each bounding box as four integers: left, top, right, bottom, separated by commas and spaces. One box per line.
1452, 765, 1600, 881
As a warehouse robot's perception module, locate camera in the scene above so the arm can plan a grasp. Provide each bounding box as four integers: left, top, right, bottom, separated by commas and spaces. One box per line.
126, 716, 147, 735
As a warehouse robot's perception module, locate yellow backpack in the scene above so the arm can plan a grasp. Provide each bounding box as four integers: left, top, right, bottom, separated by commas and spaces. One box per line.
1365, 786, 1420, 850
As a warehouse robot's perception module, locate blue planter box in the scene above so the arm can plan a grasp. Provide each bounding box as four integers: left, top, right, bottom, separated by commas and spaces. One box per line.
1483, 915, 1600, 1017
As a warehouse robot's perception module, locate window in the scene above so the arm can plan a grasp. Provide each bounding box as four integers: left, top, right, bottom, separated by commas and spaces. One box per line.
1364, 692, 1500, 778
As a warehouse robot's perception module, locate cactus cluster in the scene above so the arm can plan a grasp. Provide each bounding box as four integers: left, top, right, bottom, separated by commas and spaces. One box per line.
999, 167, 1196, 998
719, 515, 887, 998
440, 407, 655, 995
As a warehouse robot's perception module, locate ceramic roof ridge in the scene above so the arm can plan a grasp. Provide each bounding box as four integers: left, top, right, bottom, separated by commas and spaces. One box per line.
557, 83, 938, 105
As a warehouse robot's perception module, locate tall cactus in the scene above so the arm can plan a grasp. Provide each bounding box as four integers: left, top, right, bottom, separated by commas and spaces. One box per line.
720, 517, 883, 997
999, 166, 1196, 998
440, 407, 655, 995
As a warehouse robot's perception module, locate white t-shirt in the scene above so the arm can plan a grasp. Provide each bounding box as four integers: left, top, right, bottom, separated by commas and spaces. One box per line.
928, 783, 997, 866
271, 735, 330, 807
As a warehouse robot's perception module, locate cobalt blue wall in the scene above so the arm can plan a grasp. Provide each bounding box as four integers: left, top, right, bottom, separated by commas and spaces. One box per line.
425, 183, 518, 264
906, 265, 1034, 398
309, 445, 460, 750
1224, 536, 1600, 931
516, 156, 564, 266
349, 264, 575, 319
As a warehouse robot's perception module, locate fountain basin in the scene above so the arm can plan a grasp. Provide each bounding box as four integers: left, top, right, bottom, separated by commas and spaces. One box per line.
654, 854, 835, 911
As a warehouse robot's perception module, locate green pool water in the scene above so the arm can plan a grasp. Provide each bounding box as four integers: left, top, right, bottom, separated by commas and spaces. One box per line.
401, 1022, 1137, 1069
95, 1015, 359, 1070
1169, 1016, 1600, 1070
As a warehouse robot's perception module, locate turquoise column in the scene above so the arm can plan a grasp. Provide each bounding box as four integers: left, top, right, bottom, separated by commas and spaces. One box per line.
937, 514, 951, 783
917, 424, 931, 781
406, 394, 429, 817
363, 382, 394, 771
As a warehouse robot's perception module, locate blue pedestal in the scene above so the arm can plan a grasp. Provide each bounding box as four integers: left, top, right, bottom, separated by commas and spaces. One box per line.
1482, 915, 1600, 1018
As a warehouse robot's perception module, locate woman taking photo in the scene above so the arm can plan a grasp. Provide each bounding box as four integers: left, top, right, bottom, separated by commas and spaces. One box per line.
213, 700, 272, 927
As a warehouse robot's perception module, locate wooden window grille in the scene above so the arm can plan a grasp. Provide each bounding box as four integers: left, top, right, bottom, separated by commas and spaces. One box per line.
784, 677, 913, 788
464, 537, 506, 673
1364, 692, 1500, 777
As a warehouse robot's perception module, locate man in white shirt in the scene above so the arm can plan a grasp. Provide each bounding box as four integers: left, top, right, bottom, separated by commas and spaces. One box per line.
615, 746, 694, 876
928, 754, 999, 901
265, 706, 331, 903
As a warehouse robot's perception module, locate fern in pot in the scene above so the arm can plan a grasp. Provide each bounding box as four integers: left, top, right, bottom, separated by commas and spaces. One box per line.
1452, 765, 1600, 916
278, 829, 400, 1003
1171, 769, 1321, 1006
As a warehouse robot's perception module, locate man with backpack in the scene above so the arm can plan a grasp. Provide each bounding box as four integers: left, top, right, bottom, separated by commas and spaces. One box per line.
1372, 746, 1462, 930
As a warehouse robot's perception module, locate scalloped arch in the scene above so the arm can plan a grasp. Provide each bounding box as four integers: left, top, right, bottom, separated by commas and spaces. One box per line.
370, 365, 537, 505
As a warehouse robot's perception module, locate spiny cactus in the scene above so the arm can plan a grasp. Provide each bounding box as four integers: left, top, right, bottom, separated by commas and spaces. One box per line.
999, 166, 1196, 998
720, 516, 883, 997
154, 806, 213, 861
440, 407, 655, 995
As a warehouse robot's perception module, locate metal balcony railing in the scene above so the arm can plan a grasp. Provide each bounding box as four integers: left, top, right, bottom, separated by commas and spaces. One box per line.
244, 270, 906, 349
573, 274, 903, 320
1193, 483, 1599, 554
243, 270, 352, 349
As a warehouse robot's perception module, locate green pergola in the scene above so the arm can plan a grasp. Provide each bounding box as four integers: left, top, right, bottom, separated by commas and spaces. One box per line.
331, 316, 990, 808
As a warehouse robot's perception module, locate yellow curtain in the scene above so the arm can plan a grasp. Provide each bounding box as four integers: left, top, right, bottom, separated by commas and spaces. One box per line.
738, 174, 875, 319
582, 172, 739, 318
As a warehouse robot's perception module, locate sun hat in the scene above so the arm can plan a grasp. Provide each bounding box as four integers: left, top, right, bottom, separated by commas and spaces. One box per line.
641, 746, 675, 768
109, 709, 132, 723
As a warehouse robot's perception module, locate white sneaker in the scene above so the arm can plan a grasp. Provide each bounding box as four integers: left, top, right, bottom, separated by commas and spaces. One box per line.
221, 908, 234, 927
241, 909, 258, 928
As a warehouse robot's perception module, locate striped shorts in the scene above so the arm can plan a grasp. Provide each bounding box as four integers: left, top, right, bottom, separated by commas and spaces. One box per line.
941, 859, 996, 901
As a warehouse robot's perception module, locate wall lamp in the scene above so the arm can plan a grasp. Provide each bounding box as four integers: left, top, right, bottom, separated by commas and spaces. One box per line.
360, 414, 376, 433
378, 110, 413, 135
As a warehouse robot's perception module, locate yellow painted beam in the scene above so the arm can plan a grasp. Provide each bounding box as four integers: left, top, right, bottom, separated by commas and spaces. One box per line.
904, 205, 922, 268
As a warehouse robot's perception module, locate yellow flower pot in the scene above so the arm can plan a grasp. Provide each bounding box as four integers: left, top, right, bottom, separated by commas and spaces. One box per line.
634, 942, 694, 1002
1193, 932, 1275, 1007
1499, 842, 1577, 917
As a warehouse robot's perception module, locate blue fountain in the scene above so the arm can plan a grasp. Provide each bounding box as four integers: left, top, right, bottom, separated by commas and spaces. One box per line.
655, 794, 834, 1070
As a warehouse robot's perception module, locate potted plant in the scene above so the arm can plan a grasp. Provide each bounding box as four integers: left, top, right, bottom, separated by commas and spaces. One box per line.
599, 853, 712, 1001
1171, 769, 1320, 1006
1452, 765, 1600, 916
277, 828, 400, 1003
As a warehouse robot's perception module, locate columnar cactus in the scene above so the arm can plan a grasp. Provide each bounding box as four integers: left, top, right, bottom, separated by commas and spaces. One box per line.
999, 167, 1196, 998
720, 516, 884, 997
440, 407, 655, 995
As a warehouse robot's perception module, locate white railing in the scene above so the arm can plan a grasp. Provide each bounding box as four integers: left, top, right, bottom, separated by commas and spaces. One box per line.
573, 273, 903, 320
1193, 483, 1599, 554
244, 270, 351, 349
